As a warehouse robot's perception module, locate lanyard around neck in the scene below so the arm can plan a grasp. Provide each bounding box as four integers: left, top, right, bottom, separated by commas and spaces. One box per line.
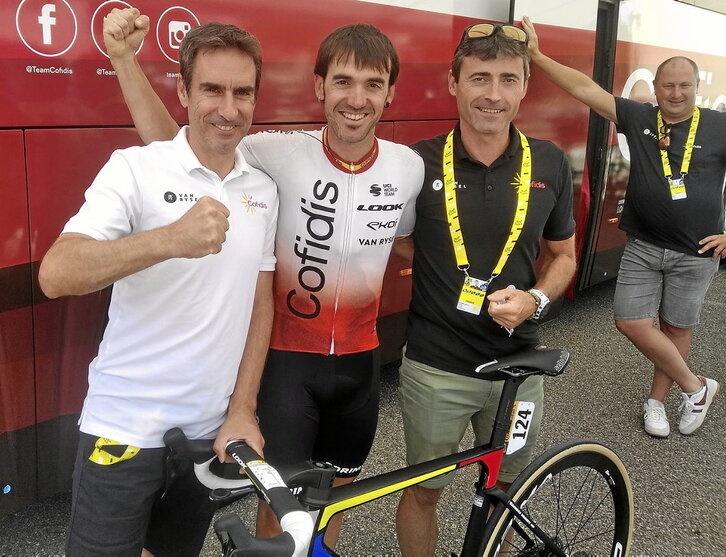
657, 107, 700, 179
443, 129, 531, 277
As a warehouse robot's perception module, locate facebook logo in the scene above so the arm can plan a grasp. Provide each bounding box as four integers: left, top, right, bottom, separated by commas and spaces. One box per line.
38, 4, 56, 45
16, 0, 77, 57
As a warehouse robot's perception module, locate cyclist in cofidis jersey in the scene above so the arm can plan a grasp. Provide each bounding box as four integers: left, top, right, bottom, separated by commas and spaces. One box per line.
103, 7, 423, 548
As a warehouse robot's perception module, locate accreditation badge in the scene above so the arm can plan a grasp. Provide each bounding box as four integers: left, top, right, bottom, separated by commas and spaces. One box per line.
457, 276, 488, 315
668, 177, 687, 200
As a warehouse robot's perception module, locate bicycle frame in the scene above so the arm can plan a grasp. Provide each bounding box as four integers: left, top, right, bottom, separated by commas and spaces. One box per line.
303, 374, 562, 557
191, 348, 582, 556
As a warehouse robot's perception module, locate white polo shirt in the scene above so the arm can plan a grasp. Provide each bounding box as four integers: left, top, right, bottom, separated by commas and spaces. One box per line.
63, 127, 278, 447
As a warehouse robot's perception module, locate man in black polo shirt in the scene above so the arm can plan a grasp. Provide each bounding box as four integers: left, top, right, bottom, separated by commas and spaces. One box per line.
395, 23, 576, 556
524, 17, 722, 439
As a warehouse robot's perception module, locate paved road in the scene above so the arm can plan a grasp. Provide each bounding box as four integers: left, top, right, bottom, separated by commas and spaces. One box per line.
1, 272, 725, 555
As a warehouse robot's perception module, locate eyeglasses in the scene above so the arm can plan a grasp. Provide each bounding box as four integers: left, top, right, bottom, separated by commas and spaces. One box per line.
462, 23, 528, 44
659, 123, 672, 151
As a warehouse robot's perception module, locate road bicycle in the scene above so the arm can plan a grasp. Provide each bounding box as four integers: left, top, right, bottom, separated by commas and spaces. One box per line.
165, 347, 634, 556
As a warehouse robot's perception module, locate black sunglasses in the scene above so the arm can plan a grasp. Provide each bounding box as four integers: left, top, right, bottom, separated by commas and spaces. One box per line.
461, 23, 528, 44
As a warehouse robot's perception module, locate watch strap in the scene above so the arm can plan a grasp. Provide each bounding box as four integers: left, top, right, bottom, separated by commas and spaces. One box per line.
527, 288, 550, 320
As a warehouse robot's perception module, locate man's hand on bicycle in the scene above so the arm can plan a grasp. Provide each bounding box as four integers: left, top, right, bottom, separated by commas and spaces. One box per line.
213, 408, 265, 463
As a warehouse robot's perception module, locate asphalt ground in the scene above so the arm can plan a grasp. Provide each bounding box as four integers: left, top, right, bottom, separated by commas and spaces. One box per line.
1, 271, 724, 556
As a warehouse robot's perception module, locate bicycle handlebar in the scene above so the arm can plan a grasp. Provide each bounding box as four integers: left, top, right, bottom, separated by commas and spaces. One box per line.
222, 440, 314, 557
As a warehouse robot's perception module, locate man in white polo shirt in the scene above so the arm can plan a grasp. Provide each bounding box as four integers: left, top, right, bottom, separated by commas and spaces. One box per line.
38, 23, 277, 556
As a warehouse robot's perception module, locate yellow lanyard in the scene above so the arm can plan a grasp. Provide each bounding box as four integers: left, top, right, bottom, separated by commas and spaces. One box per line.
657, 107, 700, 179
443, 129, 531, 278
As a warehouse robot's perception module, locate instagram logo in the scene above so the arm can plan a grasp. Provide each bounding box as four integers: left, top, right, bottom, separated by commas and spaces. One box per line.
168, 20, 191, 49
156, 7, 199, 63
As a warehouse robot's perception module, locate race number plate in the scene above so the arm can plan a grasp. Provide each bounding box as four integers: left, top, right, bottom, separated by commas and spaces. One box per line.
506, 401, 535, 455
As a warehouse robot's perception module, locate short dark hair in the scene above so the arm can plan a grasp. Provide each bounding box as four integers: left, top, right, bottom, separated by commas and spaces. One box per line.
314, 24, 399, 86
451, 28, 530, 82
654, 56, 700, 85
179, 23, 263, 94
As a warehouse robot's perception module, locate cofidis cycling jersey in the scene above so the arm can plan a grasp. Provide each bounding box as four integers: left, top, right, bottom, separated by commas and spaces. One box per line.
241, 129, 424, 355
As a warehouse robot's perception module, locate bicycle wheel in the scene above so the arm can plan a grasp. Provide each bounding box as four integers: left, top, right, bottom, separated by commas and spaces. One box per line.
480, 441, 633, 557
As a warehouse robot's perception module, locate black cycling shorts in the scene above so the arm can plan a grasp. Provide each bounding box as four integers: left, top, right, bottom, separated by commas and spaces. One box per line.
257, 348, 380, 478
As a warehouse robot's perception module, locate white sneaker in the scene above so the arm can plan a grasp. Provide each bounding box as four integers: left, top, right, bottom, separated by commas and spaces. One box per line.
643, 399, 670, 437
679, 376, 720, 435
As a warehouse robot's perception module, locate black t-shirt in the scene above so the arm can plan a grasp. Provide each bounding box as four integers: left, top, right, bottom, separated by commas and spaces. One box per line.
615, 97, 726, 256
406, 125, 576, 376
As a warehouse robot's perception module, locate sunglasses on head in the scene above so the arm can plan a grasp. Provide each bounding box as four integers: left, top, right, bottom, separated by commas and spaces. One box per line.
659, 123, 672, 151
462, 23, 528, 44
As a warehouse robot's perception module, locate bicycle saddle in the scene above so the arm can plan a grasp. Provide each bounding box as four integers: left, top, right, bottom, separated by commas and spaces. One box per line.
473, 347, 570, 380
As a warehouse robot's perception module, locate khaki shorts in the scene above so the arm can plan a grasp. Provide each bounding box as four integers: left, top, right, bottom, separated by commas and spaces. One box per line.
399, 354, 544, 488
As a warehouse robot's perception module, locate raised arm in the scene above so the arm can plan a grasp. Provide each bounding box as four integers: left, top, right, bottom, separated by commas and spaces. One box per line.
104, 7, 180, 143
213, 270, 274, 459
523, 16, 618, 124
38, 196, 230, 298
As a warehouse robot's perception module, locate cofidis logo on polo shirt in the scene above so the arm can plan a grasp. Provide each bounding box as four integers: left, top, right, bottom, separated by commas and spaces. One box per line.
241, 193, 268, 213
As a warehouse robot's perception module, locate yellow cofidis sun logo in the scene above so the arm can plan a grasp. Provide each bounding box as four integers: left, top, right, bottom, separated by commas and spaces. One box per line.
511, 172, 528, 188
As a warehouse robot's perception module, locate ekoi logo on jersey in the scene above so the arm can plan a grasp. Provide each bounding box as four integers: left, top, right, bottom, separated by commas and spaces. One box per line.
240, 193, 268, 213
287, 180, 339, 320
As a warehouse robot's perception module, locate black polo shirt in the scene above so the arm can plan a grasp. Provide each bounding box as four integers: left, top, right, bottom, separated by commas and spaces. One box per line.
406, 125, 575, 376
615, 97, 726, 257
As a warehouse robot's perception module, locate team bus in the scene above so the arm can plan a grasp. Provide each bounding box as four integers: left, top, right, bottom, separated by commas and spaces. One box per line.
1, 0, 725, 517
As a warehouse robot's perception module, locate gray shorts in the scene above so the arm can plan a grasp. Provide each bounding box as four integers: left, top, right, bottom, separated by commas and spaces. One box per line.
614, 237, 719, 328
398, 354, 543, 488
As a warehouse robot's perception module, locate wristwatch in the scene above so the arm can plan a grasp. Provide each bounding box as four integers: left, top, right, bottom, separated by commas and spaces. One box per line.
527, 288, 550, 320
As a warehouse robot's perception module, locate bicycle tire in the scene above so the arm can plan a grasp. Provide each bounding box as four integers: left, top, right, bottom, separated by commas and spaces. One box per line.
480, 440, 633, 557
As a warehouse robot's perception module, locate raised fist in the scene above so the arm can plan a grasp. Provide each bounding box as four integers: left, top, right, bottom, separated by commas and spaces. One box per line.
103, 7, 150, 58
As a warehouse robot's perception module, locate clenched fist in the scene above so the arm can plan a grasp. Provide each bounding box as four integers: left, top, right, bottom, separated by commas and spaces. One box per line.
103, 7, 150, 58
165, 196, 231, 259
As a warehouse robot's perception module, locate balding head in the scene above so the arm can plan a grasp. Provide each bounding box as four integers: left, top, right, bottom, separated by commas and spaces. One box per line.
654, 56, 699, 85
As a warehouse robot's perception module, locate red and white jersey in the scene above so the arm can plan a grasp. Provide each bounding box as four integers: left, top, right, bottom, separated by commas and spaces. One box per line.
241, 129, 423, 355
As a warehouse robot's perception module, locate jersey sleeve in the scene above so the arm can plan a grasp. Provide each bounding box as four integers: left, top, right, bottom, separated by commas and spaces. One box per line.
615, 96, 649, 134
543, 152, 576, 242
395, 151, 425, 237
260, 187, 279, 271
62, 151, 141, 241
